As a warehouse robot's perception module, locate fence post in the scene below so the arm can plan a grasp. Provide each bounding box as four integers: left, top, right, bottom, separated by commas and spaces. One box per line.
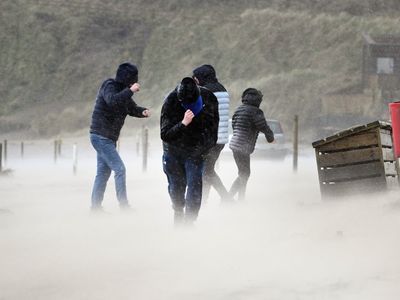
73, 143, 78, 175
136, 132, 141, 156
3, 139, 7, 166
58, 139, 62, 156
142, 127, 148, 172
54, 140, 58, 163
293, 115, 299, 172
0, 143, 2, 172
21, 141, 24, 159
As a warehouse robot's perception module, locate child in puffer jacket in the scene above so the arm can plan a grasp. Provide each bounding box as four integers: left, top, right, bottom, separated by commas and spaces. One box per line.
229, 88, 274, 201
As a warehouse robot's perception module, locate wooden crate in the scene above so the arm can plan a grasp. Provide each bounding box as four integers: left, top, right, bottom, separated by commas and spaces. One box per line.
312, 121, 399, 197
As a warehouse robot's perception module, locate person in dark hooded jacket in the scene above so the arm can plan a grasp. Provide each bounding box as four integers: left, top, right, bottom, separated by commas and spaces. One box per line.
90, 62, 150, 211
161, 77, 219, 224
229, 88, 274, 201
192, 64, 230, 202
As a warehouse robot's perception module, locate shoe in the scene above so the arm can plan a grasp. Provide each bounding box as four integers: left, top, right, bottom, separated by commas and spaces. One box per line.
183, 211, 198, 225
174, 210, 184, 227
120, 203, 134, 212
220, 194, 236, 206
90, 206, 107, 214
221, 194, 235, 202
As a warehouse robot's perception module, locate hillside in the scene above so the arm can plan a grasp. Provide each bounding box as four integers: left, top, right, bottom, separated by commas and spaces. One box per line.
1, 0, 400, 140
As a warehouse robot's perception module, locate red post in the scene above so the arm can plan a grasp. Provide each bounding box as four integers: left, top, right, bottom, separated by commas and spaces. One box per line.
389, 102, 400, 158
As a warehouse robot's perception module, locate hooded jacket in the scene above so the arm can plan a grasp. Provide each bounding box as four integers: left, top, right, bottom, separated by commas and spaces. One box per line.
90, 63, 147, 141
160, 84, 219, 158
229, 89, 274, 154
193, 64, 230, 144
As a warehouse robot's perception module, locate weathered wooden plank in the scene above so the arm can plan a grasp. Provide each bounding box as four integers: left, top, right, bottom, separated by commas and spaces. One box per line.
320, 162, 384, 182
317, 147, 381, 167
318, 132, 379, 152
315, 149, 326, 192
319, 161, 396, 182
386, 176, 400, 189
380, 132, 393, 147
312, 121, 392, 148
384, 162, 397, 176
382, 148, 395, 161
321, 176, 387, 197
380, 129, 392, 136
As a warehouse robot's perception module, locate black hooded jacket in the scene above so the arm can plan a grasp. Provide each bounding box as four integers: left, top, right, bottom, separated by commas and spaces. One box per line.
193, 64, 230, 145
90, 63, 147, 142
160, 86, 219, 158
229, 89, 274, 154
192, 64, 227, 93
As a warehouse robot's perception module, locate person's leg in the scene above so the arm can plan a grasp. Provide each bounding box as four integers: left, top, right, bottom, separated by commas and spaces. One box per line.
210, 144, 230, 199
237, 153, 250, 201
91, 149, 112, 209
229, 151, 250, 201
203, 144, 229, 200
162, 152, 186, 223
185, 157, 204, 221
202, 150, 214, 201
90, 134, 128, 207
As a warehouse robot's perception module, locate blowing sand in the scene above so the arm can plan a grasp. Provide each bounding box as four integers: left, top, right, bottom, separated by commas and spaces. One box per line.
1, 138, 400, 299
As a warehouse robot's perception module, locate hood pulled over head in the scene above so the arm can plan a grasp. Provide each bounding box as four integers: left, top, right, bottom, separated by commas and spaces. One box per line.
192, 64, 217, 86
177, 77, 200, 104
115, 62, 138, 87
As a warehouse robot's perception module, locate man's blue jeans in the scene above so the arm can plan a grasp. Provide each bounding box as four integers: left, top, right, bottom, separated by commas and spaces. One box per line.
90, 134, 128, 208
162, 151, 204, 218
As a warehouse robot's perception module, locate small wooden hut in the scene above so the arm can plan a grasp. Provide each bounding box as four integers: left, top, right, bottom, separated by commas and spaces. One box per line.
312, 121, 399, 197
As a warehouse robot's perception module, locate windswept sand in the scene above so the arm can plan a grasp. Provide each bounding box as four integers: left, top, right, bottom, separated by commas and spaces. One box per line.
1, 138, 400, 299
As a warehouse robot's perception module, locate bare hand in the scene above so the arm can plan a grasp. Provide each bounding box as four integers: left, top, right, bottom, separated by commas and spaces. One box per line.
130, 83, 140, 93
182, 110, 194, 126
142, 109, 150, 117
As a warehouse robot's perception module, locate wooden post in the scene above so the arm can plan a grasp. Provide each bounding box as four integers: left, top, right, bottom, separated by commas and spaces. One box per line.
3, 139, 7, 166
136, 132, 140, 156
72, 143, 78, 175
293, 115, 298, 172
0, 143, 2, 172
58, 139, 62, 156
142, 127, 148, 172
54, 140, 58, 163
21, 141, 24, 158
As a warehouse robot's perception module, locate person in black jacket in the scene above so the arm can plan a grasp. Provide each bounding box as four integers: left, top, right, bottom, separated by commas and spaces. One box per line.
90, 62, 150, 211
192, 64, 231, 202
229, 88, 274, 201
161, 77, 219, 224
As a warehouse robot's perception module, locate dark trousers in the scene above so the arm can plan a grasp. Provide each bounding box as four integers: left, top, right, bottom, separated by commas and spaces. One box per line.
162, 151, 204, 219
229, 151, 250, 201
203, 144, 228, 200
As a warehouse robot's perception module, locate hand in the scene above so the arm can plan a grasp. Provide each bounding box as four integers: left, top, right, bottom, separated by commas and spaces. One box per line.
130, 83, 140, 93
142, 109, 150, 117
182, 110, 194, 126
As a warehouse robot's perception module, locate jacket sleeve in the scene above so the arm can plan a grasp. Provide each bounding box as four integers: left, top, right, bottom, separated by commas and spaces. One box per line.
103, 82, 134, 110
103, 82, 147, 117
210, 94, 219, 144
160, 96, 187, 142
254, 110, 274, 143
127, 99, 147, 118
201, 92, 219, 153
